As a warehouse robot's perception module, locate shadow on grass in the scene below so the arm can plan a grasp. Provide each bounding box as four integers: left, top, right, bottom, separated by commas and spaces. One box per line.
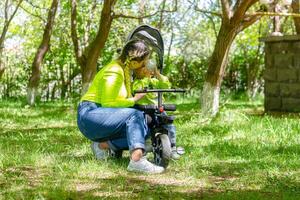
2, 100, 300, 199
223, 100, 300, 119
199, 141, 300, 177
204, 140, 300, 159
0, 126, 77, 136
2, 174, 300, 200
0, 107, 75, 120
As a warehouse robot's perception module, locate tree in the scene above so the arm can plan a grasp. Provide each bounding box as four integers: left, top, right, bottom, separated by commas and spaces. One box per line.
291, 0, 300, 34
70, 0, 117, 94
27, 0, 59, 105
199, 0, 261, 116
0, 0, 23, 79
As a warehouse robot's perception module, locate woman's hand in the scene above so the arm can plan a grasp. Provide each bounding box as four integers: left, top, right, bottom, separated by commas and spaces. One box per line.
133, 93, 146, 102
154, 68, 162, 80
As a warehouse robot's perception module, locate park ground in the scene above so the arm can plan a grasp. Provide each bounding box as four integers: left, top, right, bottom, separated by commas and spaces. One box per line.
1, 97, 300, 200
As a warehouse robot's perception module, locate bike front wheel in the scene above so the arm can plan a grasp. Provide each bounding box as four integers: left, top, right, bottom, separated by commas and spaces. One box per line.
153, 133, 171, 168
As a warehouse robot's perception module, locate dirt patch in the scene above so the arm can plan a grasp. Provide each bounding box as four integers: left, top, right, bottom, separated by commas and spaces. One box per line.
133, 175, 204, 187
4, 165, 46, 187
208, 175, 238, 185
75, 182, 99, 192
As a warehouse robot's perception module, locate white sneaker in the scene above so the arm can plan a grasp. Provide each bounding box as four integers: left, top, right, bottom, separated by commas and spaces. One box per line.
90, 142, 109, 160
127, 157, 165, 174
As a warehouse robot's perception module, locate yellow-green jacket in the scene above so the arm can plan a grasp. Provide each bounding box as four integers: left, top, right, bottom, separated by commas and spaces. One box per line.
81, 61, 135, 107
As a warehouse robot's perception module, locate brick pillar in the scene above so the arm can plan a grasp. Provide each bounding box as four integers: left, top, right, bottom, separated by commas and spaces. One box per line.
261, 35, 300, 112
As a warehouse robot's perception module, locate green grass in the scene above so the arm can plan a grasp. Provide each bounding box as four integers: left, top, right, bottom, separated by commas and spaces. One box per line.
1, 98, 300, 199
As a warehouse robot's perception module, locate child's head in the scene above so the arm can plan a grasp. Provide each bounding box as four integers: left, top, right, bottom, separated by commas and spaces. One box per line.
134, 65, 154, 79
134, 51, 158, 79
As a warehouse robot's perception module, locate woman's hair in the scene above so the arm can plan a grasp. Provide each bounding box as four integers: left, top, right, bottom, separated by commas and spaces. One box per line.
119, 40, 150, 98
119, 39, 150, 63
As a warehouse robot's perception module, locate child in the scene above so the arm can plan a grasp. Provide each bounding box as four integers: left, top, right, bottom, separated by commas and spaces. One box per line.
133, 65, 181, 160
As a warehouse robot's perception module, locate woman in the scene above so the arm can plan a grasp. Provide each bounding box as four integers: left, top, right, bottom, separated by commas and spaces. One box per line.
77, 40, 164, 174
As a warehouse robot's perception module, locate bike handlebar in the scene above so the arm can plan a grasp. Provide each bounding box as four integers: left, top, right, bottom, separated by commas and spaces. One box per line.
134, 104, 176, 111
134, 88, 186, 93
163, 104, 176, 111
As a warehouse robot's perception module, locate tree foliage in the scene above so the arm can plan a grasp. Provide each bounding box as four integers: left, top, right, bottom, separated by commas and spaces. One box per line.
0, 0, 299, 104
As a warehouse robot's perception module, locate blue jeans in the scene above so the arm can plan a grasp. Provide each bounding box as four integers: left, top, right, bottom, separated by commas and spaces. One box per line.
77, 101, 149, 152
160, 111, 176, 147
164, 124, 176, 147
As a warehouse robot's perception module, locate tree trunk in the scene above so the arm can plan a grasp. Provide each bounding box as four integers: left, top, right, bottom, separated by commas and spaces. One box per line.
0, 49, 4, 78
201, 22, 239, 116
82, 2, 114, 93
158, 0, 166, 30
247, 41, 262, 99
46, 83, 50, 101
61, 84, 67, 99
27, 0, 58, 105
59, 63, 66, 99
4, 56, 10, 98
247, 62, 260, 98
51, 82, 57, 100
292, 0, 300, 34
0, 0, 23, 79
71, 0, 116, 94
200, 0, 261, 116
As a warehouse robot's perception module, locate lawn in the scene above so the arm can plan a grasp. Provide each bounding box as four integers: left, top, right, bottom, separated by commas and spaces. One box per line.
1, 98, 300, 199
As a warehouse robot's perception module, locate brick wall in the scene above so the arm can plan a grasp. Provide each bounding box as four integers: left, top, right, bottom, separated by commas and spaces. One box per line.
261, 35, 300, 112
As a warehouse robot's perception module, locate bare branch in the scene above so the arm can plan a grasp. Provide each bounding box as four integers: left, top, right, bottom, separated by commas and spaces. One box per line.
187, 0, 220, 35
204, 13, 219, 38
4, 0, 9, 21
247, 11, 300, 18
220, 0, 231, 22
194, 6, 222, 17
0, 0, 23, 48
113, 10, 160, 19
113, 0, 177, 20
179, 2, 194, 21
162, 0, 177, 13
7, 0, 23, 25
158, 0, 166, 30
24, 0, 47, 11
84, 0, 98, 48
21, 0, 52, 22
232, 0, 259, 23
188, 0, 221, 17
70, 0, 84, 66
240, 13, 261, 31
20, 0, 55, 24
20, 4, 46, 22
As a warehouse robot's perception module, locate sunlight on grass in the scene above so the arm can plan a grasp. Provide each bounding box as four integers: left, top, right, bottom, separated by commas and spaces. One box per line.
1, 99, 300, 199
